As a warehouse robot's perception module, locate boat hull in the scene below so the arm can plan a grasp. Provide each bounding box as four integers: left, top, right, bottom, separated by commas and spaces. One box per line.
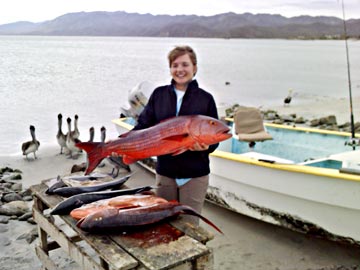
209, 151, 360, 244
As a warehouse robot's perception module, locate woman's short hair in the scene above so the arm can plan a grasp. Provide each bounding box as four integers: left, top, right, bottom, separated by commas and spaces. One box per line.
168, 45, 197, 67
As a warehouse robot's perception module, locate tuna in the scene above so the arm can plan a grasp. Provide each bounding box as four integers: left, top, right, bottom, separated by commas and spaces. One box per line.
76, 115, 231, 175
70, 194, 168, 220
77, 201, 223, 234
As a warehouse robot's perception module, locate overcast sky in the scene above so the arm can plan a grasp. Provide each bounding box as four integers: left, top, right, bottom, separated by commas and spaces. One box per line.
0, 0, 359, 25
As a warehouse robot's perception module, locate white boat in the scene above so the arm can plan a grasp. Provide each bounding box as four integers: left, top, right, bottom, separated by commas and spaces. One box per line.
112, 109, 360, 245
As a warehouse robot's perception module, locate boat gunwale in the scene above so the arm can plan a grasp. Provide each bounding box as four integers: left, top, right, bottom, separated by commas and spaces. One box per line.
211, 150, 360, 183
224, 117, 360, 138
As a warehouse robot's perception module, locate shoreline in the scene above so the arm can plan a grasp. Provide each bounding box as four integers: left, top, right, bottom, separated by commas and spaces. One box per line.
265, 95, 360, 126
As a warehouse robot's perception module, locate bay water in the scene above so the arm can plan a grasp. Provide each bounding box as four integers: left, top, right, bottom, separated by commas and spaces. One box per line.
0, 36, 359, 156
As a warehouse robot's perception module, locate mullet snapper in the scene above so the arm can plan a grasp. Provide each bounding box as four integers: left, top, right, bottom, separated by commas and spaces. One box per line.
76, 115, 231, 175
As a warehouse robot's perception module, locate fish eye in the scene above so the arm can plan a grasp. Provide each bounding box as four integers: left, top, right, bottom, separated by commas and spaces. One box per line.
209, 120, 215, 125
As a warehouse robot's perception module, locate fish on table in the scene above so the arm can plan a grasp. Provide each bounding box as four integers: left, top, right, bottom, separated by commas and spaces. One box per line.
77, 201, 223, 234
76, 115, 231, 175
70, 194, 168, 220
50, 185, 154, 215
46, 173, 114, 194
45, 175, 67, 194
47, 174, 131, 197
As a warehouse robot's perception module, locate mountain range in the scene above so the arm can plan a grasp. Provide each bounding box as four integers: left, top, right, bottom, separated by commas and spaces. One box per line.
0, 11, 359, 39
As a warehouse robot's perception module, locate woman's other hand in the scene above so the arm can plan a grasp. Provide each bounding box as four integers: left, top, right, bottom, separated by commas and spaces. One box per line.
190, 142, 209, 151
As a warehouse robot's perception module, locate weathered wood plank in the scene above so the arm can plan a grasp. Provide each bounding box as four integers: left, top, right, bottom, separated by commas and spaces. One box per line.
111, 223, 210, 270
33, 207, 103, 270
32, 184, 139, 270
35, 245, 59, 270
31, 183, 63, 209
169, 219, 214, 244
60, 215, 139, 270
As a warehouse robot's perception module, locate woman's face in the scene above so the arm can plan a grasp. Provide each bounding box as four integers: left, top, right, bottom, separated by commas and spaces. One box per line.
170, 53, 197, 91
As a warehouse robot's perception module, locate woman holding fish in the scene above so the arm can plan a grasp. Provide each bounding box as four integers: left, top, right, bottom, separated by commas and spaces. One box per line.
130, 45, 219, 224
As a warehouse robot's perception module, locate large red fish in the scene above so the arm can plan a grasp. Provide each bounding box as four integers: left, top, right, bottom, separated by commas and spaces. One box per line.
76, 115, 231, 175
70, 194, 168, 220
77, 201, 223, 234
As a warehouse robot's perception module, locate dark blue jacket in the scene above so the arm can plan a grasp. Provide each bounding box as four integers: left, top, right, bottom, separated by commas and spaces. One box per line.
134, 79, 219, 178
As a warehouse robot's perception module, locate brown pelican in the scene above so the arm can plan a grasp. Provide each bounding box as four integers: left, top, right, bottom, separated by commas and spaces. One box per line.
71, 114, 80, 139
101, 126, 131, 176
284, 89, 293, 106
66, 117, 81, 158
88, 126, 95, 142
56, 113, 67, 154
22, 125, 40, 160
100, 126, 106, 143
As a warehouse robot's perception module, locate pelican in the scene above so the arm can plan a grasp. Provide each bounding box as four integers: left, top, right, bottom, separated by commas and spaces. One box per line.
56, 113, 67, 154
71, 114, 80, 139
88, 126, 95, 142
284, 89, 293, 106
66, 117, 81, 158
100, 126, 106, 143
101, 126, 131, 176
22, 125, 40, 160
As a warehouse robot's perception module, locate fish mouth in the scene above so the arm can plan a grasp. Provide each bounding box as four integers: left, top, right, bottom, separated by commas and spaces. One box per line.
218, 127, 232, 139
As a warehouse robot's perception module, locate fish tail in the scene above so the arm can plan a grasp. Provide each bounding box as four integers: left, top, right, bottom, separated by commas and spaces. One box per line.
181, 207, 223, 234
76, 217, 85, 228
76, 142, 106, 175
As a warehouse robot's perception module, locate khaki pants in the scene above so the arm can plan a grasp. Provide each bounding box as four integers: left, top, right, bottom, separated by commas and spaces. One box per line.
155, 174, 209, 225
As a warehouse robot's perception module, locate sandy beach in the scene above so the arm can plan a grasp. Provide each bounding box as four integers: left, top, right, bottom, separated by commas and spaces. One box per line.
265, 94, 360, 126
1, 96, 360, 270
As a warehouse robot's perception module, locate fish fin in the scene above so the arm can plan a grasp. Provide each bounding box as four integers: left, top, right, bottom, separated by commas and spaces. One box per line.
181, 207, 223, 234
168, 199, 179, 203
76, 217, 85, 228
107, 201, 134, 208
163, 134, 189, 142
118, 130, 134, 138
76, 142, 103, 153
122, 155, 137, 164
171, 148, 188, 156
76, 142, 106, 175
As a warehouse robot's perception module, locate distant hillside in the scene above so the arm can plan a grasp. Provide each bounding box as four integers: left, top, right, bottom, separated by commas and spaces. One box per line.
0, 11, 359, 39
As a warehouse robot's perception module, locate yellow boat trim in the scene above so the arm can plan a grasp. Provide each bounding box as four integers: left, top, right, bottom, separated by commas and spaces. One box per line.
225, 117, 360, 138
112, 118, 133, 131
211, 150, 360, 182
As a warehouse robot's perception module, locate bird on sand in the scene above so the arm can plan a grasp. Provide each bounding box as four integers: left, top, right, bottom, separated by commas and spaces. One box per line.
70, 126, 94, 173
56, 113, 67, 154
88, 126, 95, 142
71, 114, 80, 139
284, 89, 293, 106
22, 125, 40, 160
101, 126, 131, 176
66, 117, 81, 158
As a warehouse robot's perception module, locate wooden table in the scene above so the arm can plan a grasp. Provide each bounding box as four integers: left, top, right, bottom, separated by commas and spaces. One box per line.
30, 182, 214, 270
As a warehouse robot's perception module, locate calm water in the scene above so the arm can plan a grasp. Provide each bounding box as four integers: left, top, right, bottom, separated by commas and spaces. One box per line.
0, 36, 359, 156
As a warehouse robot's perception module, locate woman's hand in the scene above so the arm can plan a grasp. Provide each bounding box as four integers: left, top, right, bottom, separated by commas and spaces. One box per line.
189, 142, 209, 151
